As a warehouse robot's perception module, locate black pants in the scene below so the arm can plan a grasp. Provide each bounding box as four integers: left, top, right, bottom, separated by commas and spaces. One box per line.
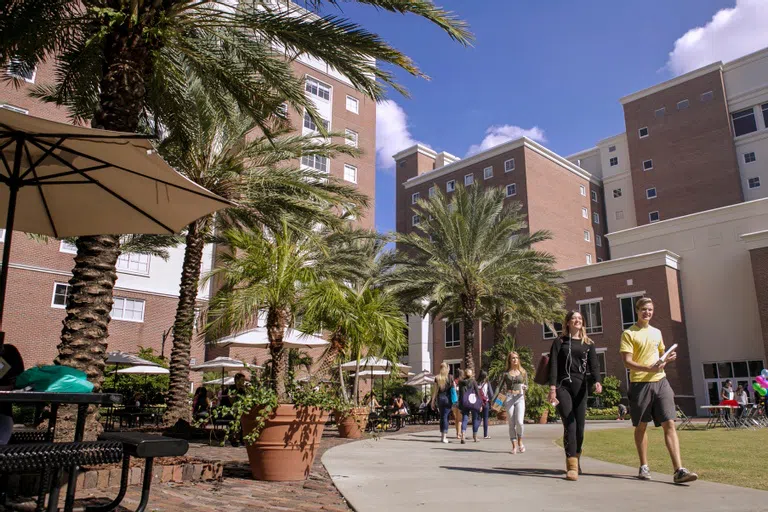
556, 376, 588, 458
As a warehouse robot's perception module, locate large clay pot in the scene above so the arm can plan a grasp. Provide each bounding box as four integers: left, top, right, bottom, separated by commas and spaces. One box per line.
241, 404, 329, 481
538, 408, 549, 424
496, 409, 508, 421
336, 407, 370, 439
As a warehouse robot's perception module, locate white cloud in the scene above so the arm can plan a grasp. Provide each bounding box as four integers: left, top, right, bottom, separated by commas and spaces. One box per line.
465, 125, 546, 156
666, 0, 768, 76
376, 100, 419, 171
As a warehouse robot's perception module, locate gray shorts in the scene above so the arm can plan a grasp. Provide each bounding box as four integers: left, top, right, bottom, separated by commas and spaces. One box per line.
629, 378, 676, 427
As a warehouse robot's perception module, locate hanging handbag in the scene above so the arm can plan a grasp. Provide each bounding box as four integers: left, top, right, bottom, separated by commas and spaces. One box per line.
450, 385, 458, 405
490, 390, 508, 412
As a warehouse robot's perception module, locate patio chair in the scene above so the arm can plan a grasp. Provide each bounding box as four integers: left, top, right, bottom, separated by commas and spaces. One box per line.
675, 405, 693, 431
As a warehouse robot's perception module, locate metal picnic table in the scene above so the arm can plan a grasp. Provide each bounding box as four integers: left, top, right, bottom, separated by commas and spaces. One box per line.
699, 404, 737, 429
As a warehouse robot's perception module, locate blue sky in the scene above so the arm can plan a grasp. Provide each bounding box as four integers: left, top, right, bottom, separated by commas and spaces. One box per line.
321, 0, 768, 234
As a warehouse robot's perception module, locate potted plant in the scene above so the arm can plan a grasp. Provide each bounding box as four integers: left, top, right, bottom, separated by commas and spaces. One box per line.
332, 396, 370, 439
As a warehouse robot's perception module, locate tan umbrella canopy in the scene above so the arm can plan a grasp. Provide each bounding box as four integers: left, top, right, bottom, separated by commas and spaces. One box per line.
112, 365, 170, 375
0, 109, 230, 344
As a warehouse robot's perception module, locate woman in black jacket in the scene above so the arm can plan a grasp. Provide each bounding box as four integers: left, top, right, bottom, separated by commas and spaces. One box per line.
548, 310, 603, 481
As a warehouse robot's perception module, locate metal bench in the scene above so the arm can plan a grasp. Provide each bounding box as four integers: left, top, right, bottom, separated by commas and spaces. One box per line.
90, 432, 188, 512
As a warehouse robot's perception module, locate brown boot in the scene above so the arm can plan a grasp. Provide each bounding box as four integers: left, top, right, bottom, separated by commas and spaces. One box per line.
566, 457, 579, 481
577, 452, 583, 475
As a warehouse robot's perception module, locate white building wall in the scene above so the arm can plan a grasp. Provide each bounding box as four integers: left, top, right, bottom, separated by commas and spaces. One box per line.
735, 131, 768, 201
408, 314, 433, 373
607, 198, 768, 409
598, 133, 636, 233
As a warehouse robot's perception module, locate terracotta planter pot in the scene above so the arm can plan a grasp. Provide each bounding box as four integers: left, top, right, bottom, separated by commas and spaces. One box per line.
336, 407, 370, 439
538, 408, 549, 424
241, 404, 329, 481
496, 409, 508, 421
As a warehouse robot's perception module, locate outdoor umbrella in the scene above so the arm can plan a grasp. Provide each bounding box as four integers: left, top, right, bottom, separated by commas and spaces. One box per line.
106, 351, 162, 389
405, 370, 435, 403
191, 357, 253, 392
112, 365, 169, 375
342, 358, 411, 406
203, 376, 236, 386
215, 326, 329, 348
0, 109, 230, 345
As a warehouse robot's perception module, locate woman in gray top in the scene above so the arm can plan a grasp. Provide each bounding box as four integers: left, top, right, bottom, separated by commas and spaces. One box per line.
498, 351, 528, 454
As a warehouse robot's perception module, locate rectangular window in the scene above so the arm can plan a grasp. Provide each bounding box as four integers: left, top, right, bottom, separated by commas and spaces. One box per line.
483, 166, 493, 180
0, 104, 28, 114
732, 108, 757, 137
582, 207, 588, 219
412, 214, 420, 226
620, 295, 645, 329
411, 192, 420, 204
111, 297, 145, 322
429, 186, 437, 198
701, 91, 713, 103
596, 234, 602, 247
506, 183, 517, 197
345, 129, 358, 148
445, 322, 460, 348
464, 174, 474, 186
579, 301, 602, 334
638, 127, 649, 138
345, 95, 359, 114
608, 145, 616, 153
649, 211, 660, 223
654, 107, 665, 118
301, 154, 329, 173
446, 360, 461, 377
703, 360, 765, 404
446, 180, 455, 193
596, 351, 608, 381
763, 103, 768, 129
504, 158, 515, 172
583, 230, 591, 242
0, 229, 5, 240
609, 157, 618, 166
51, 282, 70, 308
303, 111, 329, 132
592, 212, 599, 224
613, 188, 622, 198
579, 185, 586, 196
542, 322, 562, 340
344, 164, 357, 183
646, 187, 657, 199
643, 159, 653, 171
677, 99, 689, 111
616, 210, 624, 220
744, 152, 756, 163
748, 177, 761, 189
7, 59, 35, 82
117, 253, 150, 275
305, 76, 331, 101
60, 240, 77, 254
586, 254, 593, 265
591, 190, 598, 203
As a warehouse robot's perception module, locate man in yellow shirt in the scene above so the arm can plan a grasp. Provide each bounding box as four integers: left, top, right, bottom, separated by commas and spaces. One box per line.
620, 297, 697, 484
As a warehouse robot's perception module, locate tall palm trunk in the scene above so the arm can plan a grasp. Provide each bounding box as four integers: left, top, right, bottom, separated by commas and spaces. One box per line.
315, 329, 345, 380
352, 348, 362, 406
55, 29, 150, 439
461, 293, 478, 373
165, 218, 209, 425
267, 307, 290, 401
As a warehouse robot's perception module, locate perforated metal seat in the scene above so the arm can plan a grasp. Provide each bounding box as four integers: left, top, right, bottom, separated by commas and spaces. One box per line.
0, 441, 123, 473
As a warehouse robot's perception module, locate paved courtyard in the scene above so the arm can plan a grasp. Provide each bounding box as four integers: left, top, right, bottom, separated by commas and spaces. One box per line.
323, 423, 768, 512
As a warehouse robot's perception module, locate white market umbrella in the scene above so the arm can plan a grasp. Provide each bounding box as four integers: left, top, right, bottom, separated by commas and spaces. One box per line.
203, 376, 235, 386
0, 109, 230, 346
405, 371, 434, 387
112, 365, 169, 375
215, 326, 328, 348
340, 357, 410, 371
106, 351, 159, 367
191, 356, 253, 390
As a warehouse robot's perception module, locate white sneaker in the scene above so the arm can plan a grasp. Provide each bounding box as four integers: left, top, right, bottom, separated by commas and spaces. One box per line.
638, 465, 652, 480
441, 437, 449, 444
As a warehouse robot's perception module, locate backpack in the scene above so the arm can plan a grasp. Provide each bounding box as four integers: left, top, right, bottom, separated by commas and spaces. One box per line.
461, 383, 482, 412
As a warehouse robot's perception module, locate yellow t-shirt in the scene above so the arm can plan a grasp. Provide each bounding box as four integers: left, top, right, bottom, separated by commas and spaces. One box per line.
620, 324, 665, 383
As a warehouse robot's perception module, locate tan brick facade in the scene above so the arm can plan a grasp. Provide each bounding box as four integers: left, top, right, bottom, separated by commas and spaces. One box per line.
622, 69, 743, 226
748, 247, 768, 365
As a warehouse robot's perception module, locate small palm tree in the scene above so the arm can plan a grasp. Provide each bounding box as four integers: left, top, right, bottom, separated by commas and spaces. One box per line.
388, 185, 563, 372
204, 223, 368, 401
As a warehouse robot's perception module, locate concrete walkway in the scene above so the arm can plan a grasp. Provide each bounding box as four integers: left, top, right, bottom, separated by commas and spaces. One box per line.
323, 423, 768, 512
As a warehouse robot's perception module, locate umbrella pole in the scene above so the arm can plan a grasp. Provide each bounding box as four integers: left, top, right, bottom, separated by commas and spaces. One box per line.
0, 138, 23, 347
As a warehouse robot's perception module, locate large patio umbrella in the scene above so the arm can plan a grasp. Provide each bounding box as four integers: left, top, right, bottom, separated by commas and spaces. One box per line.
106, 351, 161, 389
215, 326, 329, 348
405, 370, 435, 402
191, 356, 252, 392
0, 109, 230, 345
112, 365, 169, 375
342, 358, 411, 406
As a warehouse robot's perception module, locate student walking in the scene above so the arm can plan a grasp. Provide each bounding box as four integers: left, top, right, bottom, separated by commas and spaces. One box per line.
499, 352, 528, 453
620, 297, 697, 484
477, 370, 495, 439
430, 362, 454, 443
452, 369, 464, 439
458, 368, 482, 444
548, 310, 602, 481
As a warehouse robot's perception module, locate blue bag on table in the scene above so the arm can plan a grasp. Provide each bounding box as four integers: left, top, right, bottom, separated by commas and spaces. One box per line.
15, 365, 94, 393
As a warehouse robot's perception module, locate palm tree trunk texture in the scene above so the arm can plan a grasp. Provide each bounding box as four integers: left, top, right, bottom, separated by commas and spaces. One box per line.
267, 307, 290, 401
315, 329, 345, 381
462, 294, 478, 373
352, 351, 362, 406
165, 219, 208, 425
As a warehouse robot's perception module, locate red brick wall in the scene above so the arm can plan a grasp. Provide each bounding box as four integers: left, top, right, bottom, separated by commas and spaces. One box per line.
623, 69, 743, 226
749, 247, 768, 366
1, 59, 72, 123
430, 318, 486, 375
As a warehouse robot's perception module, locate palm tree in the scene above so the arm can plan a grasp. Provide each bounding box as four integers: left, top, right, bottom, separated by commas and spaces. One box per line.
387, 185, 563, 372
1, 0, 471, 396
204, 223, 368, 401
158, 83, 370, 425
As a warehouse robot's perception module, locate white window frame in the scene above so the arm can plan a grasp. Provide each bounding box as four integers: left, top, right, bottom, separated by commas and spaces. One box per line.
343, 164, 357, 184
613, 188, 622, 198
618, 292, 646, 330
116, 252, 151, 276
411, 192, 420, 204
504, 158, 515, 172
0, 104, 28, 115
744, 152, 756, 164
542, 322, 562, 340
51, 282, 70, 309
700, 91, 713, 103
579, 185, 586, 196
748, 177, 761, 189
446, 180, 456, 193
646, 187, 657, 199
595, 348, 609, 382
578, 300, 603, 334
596, 234, 602, 247
506, 183, 517, 197
301, 154, 329, 174
412, 214, 420, 226
59, 240, 77, 254
302, 110, 329, 133
655, 107, 666, 118
0, 229, 5, 240
608, 145, 616, 153
649, 211, 660, 223
428, 186, 437, 198
483, 166, 493, 180
591, 190, 598, 203
643, 159, 653, 171
677, 99, 689, 111
444, 359, 462, 377
445, 322, 460, 348
345, 95, 359, 114
732, 108, 757, 137
304, 75, 331, 101
582, 207, 588, 219
586, 253, 593, 265
7, 59, 36, 83
609, 157, 618, 166
638, 127, 649, 139
584, 230, 591, 242
592, 212, 600, 224
111, 297, 145, 323
616, 210, 624, 220
345, 129, 358, 148
464, 174, 474, 186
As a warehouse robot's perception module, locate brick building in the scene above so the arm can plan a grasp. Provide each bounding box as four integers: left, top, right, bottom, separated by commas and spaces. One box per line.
399, 47, 768, 414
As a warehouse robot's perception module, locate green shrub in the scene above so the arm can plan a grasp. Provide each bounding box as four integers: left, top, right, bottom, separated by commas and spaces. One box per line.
600, 376, 622, 407
102, 347, 168, 404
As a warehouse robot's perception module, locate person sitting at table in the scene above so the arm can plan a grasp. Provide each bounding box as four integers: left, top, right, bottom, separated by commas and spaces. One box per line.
392, 394, 408, 429
720, 380, 736, 420
735, 384, 748, 418
0, 343, 24, 445
364, 392, 380, 410
192, 387, 211, 420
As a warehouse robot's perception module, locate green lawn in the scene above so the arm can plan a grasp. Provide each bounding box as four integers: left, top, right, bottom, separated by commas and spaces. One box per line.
576, 428, 768, 491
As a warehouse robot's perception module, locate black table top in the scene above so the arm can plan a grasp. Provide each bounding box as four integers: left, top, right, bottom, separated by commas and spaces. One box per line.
0, 391, 122, 405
